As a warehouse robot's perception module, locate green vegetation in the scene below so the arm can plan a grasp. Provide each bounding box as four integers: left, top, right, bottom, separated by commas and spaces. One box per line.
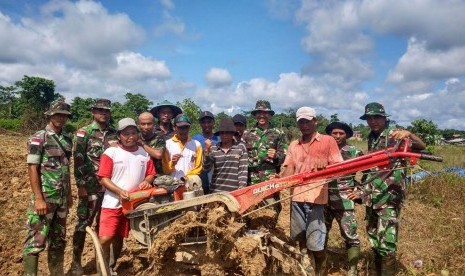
2, 75, 465, 141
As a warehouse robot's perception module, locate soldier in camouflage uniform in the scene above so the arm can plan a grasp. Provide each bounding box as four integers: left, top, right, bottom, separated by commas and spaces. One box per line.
324, 122, 363, 276
150, 100, 183, 140
138, 112, 165, 174
70, 99, 117, 274
349, 102, 426, 276
243, 100, 287, 212
23, 101, 73, 276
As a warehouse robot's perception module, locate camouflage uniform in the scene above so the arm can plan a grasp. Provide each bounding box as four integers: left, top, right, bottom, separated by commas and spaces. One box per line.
324, 144, 363, 248
360, 125, 405, 256
23, 126, 73, 256
243, 125, 287, 184
141, 131, 166, 175
23, 100, 72, 275
72, 107, 117, 269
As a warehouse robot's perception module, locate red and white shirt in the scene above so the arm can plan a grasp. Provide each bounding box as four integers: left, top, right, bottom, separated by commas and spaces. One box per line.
98, 146, 155, 208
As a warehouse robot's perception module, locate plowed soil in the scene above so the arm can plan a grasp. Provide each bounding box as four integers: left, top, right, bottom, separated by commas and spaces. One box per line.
1, 134, 464, 275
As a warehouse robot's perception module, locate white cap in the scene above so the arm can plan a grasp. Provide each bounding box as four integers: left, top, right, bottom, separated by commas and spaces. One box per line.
117, 118, 137, 132
296, 107, 316, 122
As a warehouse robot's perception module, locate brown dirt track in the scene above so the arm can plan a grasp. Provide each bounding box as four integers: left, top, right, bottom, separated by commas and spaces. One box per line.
1, 134, 464, 275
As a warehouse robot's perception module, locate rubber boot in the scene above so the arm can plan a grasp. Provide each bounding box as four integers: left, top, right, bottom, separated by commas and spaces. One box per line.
48, 250, 64, 276
312, 250, 327, 276
23, 255, 38, 276
381, 253, 396, 276
347, 247, 360, 276
70, 231, 85, 275
374, 251, 382, 276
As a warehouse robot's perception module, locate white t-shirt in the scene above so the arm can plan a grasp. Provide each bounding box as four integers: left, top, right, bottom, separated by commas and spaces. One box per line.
98, 146, 155, 208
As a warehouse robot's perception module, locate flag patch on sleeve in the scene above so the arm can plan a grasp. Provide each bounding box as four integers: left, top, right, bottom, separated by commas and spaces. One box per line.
76, 130, 86, 137
31, 138, 41, 146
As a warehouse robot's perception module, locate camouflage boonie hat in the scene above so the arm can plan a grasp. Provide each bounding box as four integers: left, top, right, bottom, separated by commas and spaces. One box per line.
44, 100, 72, 118
360, 102, 390, 120
251, 100, 275, 116
150, 100, 182, 118
91, 99, 112, 110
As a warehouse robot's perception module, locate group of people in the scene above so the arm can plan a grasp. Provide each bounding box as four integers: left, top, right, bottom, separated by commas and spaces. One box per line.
22, 98, 425, 276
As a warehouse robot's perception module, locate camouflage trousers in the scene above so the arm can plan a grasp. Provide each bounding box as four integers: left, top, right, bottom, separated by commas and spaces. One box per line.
366, 206, 400, 256
23, 200, 68, 256
324, 206, 360, 248
72, 192, 104, 257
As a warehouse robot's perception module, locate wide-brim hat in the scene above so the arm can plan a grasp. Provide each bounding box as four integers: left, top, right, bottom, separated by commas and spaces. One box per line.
251, 100, 275, 116
325, 121, 353, 139
91, 99, 112, 110
150, 100, 182, 118
214, 118, 239, 136
44, 100, 72, 118
360, 102, 390, 120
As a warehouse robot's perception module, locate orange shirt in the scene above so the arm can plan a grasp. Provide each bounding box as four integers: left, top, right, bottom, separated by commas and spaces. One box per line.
283, 132, 343, 204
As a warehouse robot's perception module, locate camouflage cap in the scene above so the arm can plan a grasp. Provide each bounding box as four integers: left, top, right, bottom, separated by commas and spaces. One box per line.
44, 100, 72, 118
251, 100, 275, 116
150, 100, 182, 118
360, 102, 390, 120
91, 99, 112, 110
174, 114, 192, 127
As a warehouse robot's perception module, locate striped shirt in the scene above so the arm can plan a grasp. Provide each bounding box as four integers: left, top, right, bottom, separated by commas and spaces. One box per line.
203, 142, 248, 192
283, 132, 343, 204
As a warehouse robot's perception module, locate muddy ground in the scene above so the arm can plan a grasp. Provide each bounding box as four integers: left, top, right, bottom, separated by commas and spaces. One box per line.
1, 134, 463, 275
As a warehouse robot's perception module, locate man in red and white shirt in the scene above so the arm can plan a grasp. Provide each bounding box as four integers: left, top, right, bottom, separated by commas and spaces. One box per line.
97, 118, 156, 275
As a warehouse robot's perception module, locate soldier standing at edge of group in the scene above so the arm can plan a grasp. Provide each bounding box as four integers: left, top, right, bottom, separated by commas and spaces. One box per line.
243, 100, 287, 213
324, 121, 363, 276
349, 102, 426, 276
70, 99, 117, 275
22, 101, 73, 276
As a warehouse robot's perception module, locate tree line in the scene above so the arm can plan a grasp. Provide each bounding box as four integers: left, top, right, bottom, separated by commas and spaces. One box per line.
1, 75, 463, 145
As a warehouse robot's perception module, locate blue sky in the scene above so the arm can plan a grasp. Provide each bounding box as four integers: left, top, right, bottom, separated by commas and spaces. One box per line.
1, 0, 465, 130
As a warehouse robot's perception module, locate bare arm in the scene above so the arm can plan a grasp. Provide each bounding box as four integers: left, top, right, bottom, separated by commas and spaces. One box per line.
28, 164, 47, 215
390, 130, 426, 150
99, 177, 130, 201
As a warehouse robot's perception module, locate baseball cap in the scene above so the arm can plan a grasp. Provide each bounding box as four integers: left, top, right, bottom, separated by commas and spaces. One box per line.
232, 114, 247, 125
199, 111, 214, 120
296, 107, 316, 122
174, 114, 192, 126
117, 118, 138, 132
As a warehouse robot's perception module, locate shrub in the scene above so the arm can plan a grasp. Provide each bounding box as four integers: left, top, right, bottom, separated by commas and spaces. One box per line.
0, 119, 21, 131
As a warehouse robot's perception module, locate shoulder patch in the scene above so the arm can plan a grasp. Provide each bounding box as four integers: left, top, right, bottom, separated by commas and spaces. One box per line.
31, 138, 41, 146
76, 130, 86, 137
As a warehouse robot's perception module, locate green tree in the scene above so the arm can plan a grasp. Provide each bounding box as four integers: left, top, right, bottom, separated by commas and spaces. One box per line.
15, 76, 59, 131
408, 118, 440, 145
15, 76, 57, 112
70, 97, 95, 123
330, 113, 339, 122
0, 85, 17, 118
123, 92, 153, 118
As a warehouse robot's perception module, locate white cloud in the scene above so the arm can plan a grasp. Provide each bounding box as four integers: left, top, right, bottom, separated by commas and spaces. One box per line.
154, 10, 185, 37
205, 68, 232, 87
112, 52, 170, 81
